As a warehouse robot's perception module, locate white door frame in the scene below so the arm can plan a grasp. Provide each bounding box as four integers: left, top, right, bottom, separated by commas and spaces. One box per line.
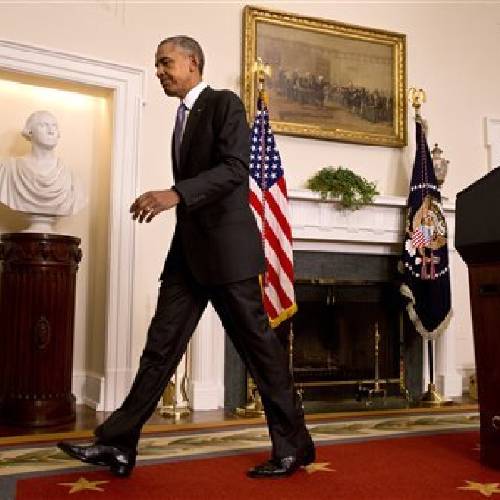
0, 39, 146, 411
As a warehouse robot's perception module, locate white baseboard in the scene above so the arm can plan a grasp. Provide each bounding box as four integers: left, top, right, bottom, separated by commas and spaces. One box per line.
459, 366, 476, 393
72, 370, 105, 411
437, 373, 463, 398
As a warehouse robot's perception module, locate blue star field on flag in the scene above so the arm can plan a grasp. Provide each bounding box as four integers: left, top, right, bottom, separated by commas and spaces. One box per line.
249, 99, 284, 191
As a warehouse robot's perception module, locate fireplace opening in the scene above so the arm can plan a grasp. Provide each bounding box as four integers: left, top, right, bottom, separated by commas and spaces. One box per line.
289, 279, 403, 403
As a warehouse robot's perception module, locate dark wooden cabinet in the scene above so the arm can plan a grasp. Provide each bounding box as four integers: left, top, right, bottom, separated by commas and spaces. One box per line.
0, 233, 81, 426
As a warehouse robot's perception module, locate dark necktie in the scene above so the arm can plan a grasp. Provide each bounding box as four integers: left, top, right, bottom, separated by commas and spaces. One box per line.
174, 102, 187, 167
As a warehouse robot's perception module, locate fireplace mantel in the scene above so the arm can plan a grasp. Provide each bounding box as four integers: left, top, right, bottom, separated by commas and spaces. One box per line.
288, 188, 456, 255
287, 188, 461, 399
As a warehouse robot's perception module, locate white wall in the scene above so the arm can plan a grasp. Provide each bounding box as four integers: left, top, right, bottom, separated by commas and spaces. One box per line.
1, 1, 497, 395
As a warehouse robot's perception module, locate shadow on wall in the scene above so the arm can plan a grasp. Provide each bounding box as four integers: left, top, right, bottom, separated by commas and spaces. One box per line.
0, 204, 29, 232
0, 129, 30, 157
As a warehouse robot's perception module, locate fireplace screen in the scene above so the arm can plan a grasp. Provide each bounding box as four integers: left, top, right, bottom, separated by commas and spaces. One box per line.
290, 279, 403, 401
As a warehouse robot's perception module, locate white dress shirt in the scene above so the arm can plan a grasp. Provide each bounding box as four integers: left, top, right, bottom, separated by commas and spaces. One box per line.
178, 81, 208, 137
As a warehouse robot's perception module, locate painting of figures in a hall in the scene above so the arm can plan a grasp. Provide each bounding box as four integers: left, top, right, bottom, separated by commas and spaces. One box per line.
243, 7, 407, 147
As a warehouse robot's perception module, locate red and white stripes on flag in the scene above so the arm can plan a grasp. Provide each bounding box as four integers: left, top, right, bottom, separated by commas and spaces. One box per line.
248, 94, 297, 328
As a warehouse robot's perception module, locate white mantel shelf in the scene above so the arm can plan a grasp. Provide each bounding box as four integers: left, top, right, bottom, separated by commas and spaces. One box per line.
288, 188, 456, 255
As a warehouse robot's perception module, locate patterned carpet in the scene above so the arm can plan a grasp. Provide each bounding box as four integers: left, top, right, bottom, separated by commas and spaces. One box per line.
0, 413, 480, 499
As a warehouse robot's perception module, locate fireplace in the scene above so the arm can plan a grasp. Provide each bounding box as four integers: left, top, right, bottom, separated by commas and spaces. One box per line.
225, 251, 423, 410
287, 251, 410, 405
222, 189, 459, 412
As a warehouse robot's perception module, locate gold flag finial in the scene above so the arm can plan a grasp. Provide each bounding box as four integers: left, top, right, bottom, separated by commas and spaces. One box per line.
408, 87, 426, 121
252, 57, 271, 104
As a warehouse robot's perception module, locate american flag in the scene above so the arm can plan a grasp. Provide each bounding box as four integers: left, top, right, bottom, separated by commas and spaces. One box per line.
411, 227, 429, 248
248, 94, 297, 328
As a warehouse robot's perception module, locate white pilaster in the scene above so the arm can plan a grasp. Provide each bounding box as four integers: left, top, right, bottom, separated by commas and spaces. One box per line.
435, 239, 463, 398
436, 210, 463, 397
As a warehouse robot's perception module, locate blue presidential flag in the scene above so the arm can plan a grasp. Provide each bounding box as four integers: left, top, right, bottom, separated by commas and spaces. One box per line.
400, 121, 452, 339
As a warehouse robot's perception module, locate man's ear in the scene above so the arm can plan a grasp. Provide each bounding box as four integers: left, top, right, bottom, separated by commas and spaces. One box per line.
189, 54, 199, 74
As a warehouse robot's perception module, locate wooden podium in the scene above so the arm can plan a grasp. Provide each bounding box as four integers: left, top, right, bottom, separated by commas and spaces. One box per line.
456, 166, 500, 469
0, 233, 81, 427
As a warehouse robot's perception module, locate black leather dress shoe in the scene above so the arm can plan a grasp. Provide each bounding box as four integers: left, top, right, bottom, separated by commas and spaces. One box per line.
57, 441, 136, 477
247, 444, 316, 479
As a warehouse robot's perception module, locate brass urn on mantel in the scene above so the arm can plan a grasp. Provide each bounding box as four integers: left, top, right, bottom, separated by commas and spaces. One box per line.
0, 233, 82, 427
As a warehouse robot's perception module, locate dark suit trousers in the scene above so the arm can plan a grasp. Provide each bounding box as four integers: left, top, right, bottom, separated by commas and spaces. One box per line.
94, 264, 312, 460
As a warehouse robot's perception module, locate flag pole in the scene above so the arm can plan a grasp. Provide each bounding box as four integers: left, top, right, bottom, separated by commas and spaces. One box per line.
236, 57, 272, 419
419, 339, 452, 406
408, 87, 452, 407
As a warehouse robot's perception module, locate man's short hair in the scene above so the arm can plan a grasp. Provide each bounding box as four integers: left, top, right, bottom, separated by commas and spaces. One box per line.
159, 36, 205, 76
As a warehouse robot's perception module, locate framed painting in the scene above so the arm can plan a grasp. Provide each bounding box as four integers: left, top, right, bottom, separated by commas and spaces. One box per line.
242, 6, 407, 147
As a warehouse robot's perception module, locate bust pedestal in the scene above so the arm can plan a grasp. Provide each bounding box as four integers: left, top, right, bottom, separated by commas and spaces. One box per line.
0, 233, 81, 426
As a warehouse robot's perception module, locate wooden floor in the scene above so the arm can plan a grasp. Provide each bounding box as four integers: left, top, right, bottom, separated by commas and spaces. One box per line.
0, 399, 478, 447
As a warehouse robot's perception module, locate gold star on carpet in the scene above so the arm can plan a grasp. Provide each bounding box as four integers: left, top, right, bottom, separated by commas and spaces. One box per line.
457, 481, 500, 497
304, 462, 335, 474
58, 477, 109, 494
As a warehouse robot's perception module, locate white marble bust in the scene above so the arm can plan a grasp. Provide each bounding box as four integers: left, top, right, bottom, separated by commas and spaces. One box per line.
0, 110, 87, 232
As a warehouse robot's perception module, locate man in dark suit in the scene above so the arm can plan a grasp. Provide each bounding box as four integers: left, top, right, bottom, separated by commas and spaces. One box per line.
58, 35, 314, 479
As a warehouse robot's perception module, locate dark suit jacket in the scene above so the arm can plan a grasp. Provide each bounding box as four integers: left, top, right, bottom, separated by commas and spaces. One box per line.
163, 86, 265, 285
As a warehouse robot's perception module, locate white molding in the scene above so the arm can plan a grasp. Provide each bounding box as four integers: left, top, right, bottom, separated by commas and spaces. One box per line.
72, 371, 105, 411
0, 39, 146, 412
289, 189, 455, 252
485, 117, 500, 171
72, 371, 87, 405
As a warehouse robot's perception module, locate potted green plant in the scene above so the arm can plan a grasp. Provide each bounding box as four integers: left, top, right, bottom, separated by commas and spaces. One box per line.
306, 166, 379, 210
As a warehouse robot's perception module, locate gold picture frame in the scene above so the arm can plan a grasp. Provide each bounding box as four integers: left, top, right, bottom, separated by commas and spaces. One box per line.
242, 6, 407, 147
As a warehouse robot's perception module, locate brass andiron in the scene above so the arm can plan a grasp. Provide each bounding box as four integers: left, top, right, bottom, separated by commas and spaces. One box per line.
235, 375, 265, 418
399, 313, 411, 401
160, 350, 191, 420
369, 322, 386, 400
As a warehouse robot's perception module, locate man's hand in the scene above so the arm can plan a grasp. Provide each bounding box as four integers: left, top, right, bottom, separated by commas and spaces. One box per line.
130, 189, 180, 223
